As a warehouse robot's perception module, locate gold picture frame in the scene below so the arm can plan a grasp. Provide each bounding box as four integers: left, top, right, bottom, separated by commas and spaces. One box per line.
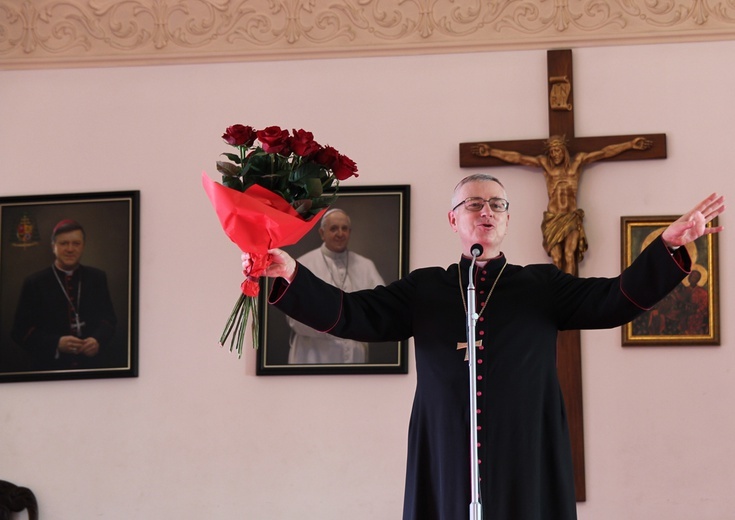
0, 191, 140, 383
621, 215, 719, 346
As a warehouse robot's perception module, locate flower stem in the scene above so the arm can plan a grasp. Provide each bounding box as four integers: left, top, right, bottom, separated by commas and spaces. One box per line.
219, 293, 245, 346
219, 293, 260, 356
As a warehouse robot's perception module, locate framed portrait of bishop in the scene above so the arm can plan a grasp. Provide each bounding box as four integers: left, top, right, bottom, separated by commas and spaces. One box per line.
0, 191, 139, 383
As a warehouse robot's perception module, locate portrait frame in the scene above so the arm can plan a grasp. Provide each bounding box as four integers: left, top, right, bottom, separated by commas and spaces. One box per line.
256, 185, 410, 375
621, 215, 719, 346
0, 191, 140, 383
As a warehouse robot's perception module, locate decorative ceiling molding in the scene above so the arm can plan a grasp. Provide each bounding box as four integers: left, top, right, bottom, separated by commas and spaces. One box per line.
1, 0, 734, 70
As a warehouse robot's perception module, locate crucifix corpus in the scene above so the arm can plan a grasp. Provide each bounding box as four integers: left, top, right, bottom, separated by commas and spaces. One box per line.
459, 49, 667, 501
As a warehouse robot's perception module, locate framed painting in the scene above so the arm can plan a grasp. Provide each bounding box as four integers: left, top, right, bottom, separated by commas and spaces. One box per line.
0, 191, 139, 382
620, 215, 719, 346
256, 185, 410, 375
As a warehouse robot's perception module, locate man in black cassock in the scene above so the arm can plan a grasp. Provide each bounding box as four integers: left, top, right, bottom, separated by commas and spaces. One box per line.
244, 174, 725, 520
12, 219, 117, 371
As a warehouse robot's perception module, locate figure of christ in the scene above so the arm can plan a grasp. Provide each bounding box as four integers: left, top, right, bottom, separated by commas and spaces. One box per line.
472, 135, 653, 275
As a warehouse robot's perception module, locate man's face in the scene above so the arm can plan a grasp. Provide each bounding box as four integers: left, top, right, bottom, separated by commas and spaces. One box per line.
52, 230, 85, 270
548, 145, 565, 165
448, 180, 509, 259
319, 212, 351, 253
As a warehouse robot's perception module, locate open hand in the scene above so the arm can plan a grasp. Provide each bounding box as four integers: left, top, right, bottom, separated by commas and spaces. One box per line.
661, 193, 725, 248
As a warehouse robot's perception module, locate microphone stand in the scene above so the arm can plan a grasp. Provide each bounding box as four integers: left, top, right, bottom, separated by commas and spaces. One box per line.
466, 251, 482, 520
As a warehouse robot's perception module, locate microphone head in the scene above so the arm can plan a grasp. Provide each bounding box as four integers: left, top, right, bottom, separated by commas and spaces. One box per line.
470, 243, 484, 258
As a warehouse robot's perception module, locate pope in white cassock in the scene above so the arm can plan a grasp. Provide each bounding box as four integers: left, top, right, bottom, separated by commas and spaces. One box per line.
287, 209, 385, 364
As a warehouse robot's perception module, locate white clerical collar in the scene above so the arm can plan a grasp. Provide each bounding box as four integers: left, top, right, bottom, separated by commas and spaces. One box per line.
320, 244, 348, 261
54, 264, 79, 276
463, 252, 504, 269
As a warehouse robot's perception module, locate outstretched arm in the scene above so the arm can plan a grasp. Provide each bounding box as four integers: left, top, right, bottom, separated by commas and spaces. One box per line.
471, 143, 542, 167
661, 193, 725, 248
580, 137, 652, 165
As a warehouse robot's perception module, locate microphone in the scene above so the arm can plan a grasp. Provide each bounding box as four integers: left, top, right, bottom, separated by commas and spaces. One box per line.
469, 244, 483, 292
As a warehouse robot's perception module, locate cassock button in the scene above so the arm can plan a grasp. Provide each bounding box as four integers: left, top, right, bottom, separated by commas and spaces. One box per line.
477, 375, 483, 381
477, 391, 482, 396
477, 359, 483, 364
478, 330, 485, 336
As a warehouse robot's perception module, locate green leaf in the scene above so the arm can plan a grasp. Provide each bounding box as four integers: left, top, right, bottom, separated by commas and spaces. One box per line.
304, 177, 323, 198
222, 176, 244, 191
244, 154, 271, 176
216, 161, 241, 177
311, 193, 338, 210
221, 152, 242, 164
290, 161, 322, 183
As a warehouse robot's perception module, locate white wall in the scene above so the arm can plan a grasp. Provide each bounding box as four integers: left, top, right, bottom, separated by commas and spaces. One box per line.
1, 41, 733, 519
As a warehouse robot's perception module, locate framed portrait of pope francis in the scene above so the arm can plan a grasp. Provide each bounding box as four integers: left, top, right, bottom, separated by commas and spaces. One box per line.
257, 185, 410, 375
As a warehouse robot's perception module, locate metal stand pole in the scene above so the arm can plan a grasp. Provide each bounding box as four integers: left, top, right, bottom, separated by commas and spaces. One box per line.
467, 252, 482, 520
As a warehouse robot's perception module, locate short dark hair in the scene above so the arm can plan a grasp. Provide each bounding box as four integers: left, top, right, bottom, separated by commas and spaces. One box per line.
452, 174, 506, 208
51, 219, 85, 243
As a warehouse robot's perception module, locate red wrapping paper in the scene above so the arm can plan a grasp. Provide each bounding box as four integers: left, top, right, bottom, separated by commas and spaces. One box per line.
202, 172, 326, 296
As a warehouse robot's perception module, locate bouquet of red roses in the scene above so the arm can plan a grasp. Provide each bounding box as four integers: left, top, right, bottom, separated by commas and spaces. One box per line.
203, 124, 358, 356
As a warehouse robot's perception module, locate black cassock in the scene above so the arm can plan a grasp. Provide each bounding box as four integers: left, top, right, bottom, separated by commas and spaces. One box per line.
12, 265, 117, 370
270, 236, 689, 520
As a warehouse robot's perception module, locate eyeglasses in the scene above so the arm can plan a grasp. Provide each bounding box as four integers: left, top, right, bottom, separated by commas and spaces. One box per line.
452, 197, 510, 213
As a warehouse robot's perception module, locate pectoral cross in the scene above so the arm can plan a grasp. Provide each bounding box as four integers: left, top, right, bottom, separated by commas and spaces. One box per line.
71, 314, 86, 337
456, 340, 482, 362
459, 49, 668, 501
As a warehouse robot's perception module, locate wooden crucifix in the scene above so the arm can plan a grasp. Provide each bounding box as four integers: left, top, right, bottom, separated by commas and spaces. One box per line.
459, 49, 667, 501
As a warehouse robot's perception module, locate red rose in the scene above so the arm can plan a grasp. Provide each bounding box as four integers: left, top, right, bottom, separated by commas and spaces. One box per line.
313, 145, 340, 169
222, 124, 256, 147
332, 153, 359, 180
289, 129, 321, 158
257, 126, 290, 155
